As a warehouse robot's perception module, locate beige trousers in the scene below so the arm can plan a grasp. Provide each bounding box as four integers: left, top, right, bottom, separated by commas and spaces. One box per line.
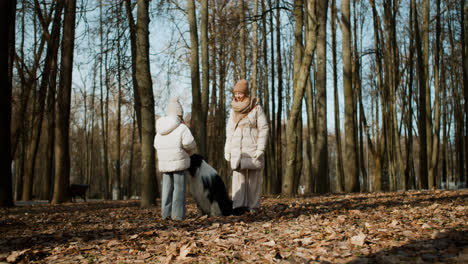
231, 169, 262, 210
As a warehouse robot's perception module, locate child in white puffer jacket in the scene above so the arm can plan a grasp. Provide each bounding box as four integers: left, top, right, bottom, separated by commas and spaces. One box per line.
154, 97, 197, 220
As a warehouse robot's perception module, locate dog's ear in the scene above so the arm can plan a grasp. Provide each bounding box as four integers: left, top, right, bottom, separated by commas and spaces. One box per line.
190, 154, 204, 166
188, 154, 203, 176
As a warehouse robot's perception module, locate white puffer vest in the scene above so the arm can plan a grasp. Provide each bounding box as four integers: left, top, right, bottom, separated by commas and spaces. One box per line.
154, 116, 197, 173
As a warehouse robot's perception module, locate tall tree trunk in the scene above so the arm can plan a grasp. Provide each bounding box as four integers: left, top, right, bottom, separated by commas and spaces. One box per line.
461, 0, 468, 188
136, 0, 158, 207
23, 0, 63, 201
52, 0, 76, 204
305, 77, 315, 193
292, 0, 306, 193
0, 0, 16, 207
200, 0, 209, 158
442, 72, 448, 188
342, 0, 359, 192
188, 0, 204, 156
429, 0, 441, 189
276, 0, 284, 193
124, 0, 142, 140
99, 0, 110, 199
239, 0, 246, 80
405, 2, 415, 190
268, 0, 278, 194
261, 0, 275, 194
423, 0, 433, 189
314, 0, 329, 193
128, 110, 136, 198
113, 3, 123, 200
283, 0, 317, 195
331, 0, 344, 193
207, 0, 217, 166
412, 0, 428, 189
251, 0, 259, 98
87, 62, 97, 192
41, 25, 60, 200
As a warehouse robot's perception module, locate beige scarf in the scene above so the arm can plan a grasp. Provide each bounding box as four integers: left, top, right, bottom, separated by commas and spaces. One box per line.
231, 97, 257, 125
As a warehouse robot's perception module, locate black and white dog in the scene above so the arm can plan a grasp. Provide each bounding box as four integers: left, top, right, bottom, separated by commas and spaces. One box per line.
188, 154, 247, 216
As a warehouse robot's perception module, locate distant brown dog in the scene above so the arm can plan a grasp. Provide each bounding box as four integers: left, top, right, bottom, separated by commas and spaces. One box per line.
69, 184, 88, 202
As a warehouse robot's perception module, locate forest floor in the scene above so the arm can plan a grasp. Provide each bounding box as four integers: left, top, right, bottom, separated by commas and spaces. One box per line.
1, 190, 467, 263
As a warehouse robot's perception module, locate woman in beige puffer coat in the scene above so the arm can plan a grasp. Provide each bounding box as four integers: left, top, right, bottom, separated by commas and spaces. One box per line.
224, 79, 269, 212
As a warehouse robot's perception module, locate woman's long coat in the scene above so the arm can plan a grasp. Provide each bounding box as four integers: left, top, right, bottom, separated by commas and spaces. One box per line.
224, 104, 269, 170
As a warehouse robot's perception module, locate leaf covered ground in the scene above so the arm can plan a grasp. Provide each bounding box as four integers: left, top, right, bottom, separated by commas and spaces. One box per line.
1, 190, 467, 263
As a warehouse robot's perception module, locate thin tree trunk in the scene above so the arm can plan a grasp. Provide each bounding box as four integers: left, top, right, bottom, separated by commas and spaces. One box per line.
200, 0, 209, 158
423, 0, 433, 189
342, 0, 359, 192
113, 3, 123, 199
188, 0, 204, 156
314, 0, 329, 194
136, 0, 158, 207
0, 0, 16, 207
239, 0, 246, 80
251, 0, 259, 98
429, 0, 441, 189
99, 0, 109, 199
283, 0, 317, 195
461, 0, 468, 188
331, 0, 344, 193
275, 0, 284, 193
87, 62, 97, 192
412, 0, 428, 189
23, 0, 63, 201
41, 29, 60, 200
268, 0, 278, 194
305, 77, 314, 193
128, 110, 136, 198
261, 0, 275, 194
124, 0, 142, 140
52, 0, 76, 204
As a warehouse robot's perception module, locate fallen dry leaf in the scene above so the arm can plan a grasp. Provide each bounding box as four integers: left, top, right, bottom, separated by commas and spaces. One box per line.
0, 190, 466, 264
350, 232, 367, 246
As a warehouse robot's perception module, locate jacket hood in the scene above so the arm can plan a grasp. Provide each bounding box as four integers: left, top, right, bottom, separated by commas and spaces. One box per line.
156, 116, 181, 135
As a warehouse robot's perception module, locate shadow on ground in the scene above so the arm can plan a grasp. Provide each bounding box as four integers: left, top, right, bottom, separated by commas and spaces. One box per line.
0, 190, 467, 263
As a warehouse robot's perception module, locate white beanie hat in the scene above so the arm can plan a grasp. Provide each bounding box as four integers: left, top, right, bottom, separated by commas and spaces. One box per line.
167, 97, 183, 117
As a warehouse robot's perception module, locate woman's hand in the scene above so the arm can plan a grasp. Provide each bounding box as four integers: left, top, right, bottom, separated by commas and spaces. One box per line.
254, 150, 264, 160
224, 153, 230, 161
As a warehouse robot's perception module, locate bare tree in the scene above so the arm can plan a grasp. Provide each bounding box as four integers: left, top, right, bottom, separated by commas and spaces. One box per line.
112, 2, 123, 199
461, 0, 468, 188
188, 0, 206, 156
314, 0, 329, 193
40, 2, 62, 199
251, 0, 259, 98
342, 0, 359, 192
200, 0, 209, 157
275, 0, 284, 193
331, 0, 344, 193
283, 0, 317, 195
428, 0, 442, 188
412, 0, 428, 189
239, 0, 246, 79
20, 0, 62, 201
124, 0, 142, 140
136, 0, 158, 207
0, 0, 16, 207
422, 0, 432, 188
52, 0, 76, 204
